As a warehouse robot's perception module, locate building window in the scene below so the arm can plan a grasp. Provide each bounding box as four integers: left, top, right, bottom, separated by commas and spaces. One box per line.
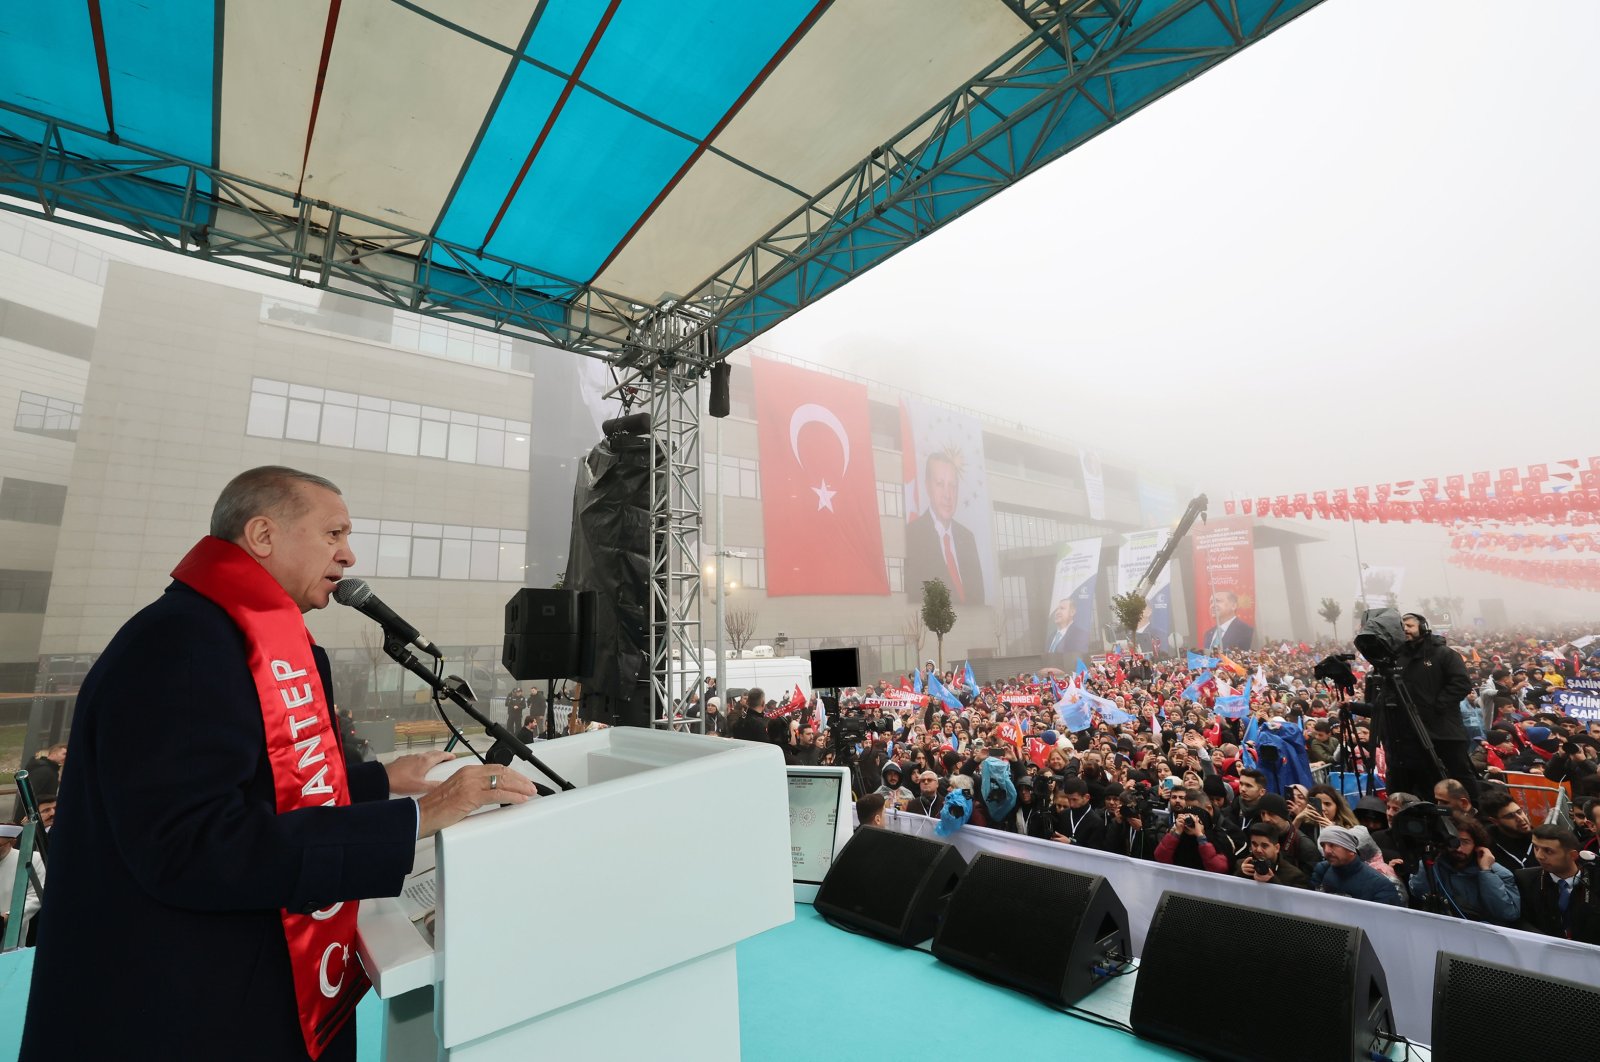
0, 569, 51, 613
346, 520, 526, 582
14, 391, 82, 442
246, 378, 531, 471
263, 296, 531, 373
705, 455, 760, 500
876, 480, 904, 519
885, 556, 904, 593
0, 478, 68, 525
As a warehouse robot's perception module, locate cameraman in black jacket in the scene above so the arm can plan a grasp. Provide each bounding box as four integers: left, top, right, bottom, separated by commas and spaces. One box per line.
1363, 613, 1477, 804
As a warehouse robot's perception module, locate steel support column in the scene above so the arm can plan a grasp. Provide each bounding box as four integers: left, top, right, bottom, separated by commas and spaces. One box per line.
611, 309, 708, 731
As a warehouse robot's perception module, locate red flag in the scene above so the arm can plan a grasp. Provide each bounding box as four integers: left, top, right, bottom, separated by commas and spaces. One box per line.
751, 358, 888, 595
899, 675, 912, 692
994, 720, 1023, 751
1026, 737, 1052, 769
1224, 499, 1236, 515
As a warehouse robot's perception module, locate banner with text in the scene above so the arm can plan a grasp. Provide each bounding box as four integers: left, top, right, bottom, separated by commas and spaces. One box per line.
1118, 527, 1173, 657
1044, 537, 1101, 657
753, 358, 888, 596
1191, 516, 1256, 652
899, 398, 998, 607
1554, 688, 1600, 723
1358, 565, 1406, 608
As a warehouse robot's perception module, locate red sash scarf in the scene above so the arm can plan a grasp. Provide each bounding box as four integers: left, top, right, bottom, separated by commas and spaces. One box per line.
172, 536, 366, 1058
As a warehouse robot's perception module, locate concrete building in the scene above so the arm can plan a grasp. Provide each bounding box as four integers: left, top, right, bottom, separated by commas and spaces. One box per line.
4, 245, 1335, 761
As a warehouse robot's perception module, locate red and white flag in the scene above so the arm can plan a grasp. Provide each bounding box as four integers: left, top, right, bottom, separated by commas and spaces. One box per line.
752, 358, 888, 596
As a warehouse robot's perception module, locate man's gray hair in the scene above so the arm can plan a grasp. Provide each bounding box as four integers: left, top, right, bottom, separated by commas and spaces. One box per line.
210, 466, 341, 541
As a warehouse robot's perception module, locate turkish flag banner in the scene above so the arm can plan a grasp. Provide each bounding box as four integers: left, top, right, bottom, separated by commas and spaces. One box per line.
752, 358, 889, 596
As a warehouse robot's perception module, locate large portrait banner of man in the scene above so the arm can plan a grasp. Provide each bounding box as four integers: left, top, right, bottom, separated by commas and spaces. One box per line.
899, 399, 997, 606
1117, 527, 1173, 657
1191, 515, 1256, 652
1044, 537, 1101, 657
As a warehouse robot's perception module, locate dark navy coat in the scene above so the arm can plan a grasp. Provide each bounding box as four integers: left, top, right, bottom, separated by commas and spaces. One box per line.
21, 583, 417, 1061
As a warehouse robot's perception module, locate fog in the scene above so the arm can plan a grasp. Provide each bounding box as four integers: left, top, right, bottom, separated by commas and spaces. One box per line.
20, 0, 1599, 632
758, 0, 1600, 629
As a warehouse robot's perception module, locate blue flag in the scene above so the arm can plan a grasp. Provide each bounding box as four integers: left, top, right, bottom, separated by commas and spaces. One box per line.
1074, 658, 1088, 676
1181, 669, 1212, 702
1240, 714, 1261, 769
1097, 699, 1136, 726
1188, 651, 1220, 671
912, 668, 923, 694
964, 661, 978, 690
1058, 694, 1093, 733
927, 672, 963, 713
1032, 673, 1041, 684
1213, 678, 1252, 719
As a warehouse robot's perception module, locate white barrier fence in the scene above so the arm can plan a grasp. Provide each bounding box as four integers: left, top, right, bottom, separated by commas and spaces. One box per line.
885, 810, 1600, 1044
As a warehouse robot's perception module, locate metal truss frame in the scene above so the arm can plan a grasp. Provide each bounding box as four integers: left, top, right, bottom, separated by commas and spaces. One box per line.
610, 309, 709, 731
0, 101, 647, 359
0, 0, 1323, 371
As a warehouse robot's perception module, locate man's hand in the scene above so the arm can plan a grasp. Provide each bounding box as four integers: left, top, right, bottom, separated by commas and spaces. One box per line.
1252, 864, 1275, 883
384, 751, 456, 795
1475, 846, 1496, 872
416, 765, 539, 838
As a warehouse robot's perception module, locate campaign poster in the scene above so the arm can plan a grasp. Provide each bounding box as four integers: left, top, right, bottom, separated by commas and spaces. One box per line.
1554, 688, 1600, 723
1358, 565, 1406, 609
899, 398, 997, 606
1080, 449, 1105, 521
1043, 537, 1101, 657
1117, 527, 1173, 657
1191, 516, 1256, 652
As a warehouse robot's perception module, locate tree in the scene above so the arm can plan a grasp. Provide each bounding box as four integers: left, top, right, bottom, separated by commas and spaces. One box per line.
1318, 597, 1342, 640
921, 579, 956, 672
1110, 590, 1147, 649
725, 605, 758, 655
358, 626, 384, 711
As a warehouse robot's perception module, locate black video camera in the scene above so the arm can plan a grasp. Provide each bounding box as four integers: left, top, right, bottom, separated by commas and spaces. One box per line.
1389, 800, 1457, 859
1313, 653, 1359, 695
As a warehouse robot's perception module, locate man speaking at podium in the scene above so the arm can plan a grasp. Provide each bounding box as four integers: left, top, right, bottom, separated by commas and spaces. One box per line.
21, 467, 536, 1062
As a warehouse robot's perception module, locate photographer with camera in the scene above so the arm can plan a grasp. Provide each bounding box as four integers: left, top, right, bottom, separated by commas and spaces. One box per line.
1406, 812, 1521, 926
1356, 612, 1478, 805
1102, 779, 1166, 859
1514, 825, 1600, 944
1153, 805, 1231, 873
1236, 821, 1309, 888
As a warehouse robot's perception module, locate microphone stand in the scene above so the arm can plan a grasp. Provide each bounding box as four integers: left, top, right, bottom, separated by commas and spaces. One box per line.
382, 634, 575, 792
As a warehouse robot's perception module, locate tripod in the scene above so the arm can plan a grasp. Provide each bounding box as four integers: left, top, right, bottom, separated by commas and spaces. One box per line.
1370, 665, 1449, 784
1331, 700, 1379, 798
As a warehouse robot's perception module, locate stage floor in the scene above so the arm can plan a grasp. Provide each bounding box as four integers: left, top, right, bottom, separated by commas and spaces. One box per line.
0, 906, 1428, 1059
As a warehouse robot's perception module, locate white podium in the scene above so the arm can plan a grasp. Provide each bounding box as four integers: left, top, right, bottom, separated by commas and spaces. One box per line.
357, 728, 794, 1061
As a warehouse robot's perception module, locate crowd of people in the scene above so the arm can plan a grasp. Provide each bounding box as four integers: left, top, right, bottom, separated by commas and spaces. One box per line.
715, 620, 1600, 946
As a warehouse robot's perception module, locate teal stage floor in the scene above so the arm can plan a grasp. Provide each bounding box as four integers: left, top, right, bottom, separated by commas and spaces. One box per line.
0, 906, 1186, 1060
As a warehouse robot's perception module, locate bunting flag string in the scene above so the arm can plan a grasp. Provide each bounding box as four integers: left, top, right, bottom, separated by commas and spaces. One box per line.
1222, 456, 1600, 527
1449, 551, 1600, 591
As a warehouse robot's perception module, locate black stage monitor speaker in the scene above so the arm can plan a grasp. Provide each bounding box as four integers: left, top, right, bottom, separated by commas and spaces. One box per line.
813, 828, 965, 946
502, 588, 596, 680
1432, 951, 1599, 1062
1131, 892, 1393, 1062
809, 647, 860, 689
931, 853, 1129, 1008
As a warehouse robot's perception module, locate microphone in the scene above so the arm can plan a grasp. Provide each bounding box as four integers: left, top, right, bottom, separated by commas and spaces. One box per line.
333, 579, 441, 658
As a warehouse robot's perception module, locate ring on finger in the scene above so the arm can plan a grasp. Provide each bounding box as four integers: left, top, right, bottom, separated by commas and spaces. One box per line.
488, 773, 499, 791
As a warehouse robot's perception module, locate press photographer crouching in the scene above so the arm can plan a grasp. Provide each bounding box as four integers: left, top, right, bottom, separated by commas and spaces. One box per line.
1347, 609, 1479, 805
1237, 820, 1309, 889
1405, 812, 1521, 927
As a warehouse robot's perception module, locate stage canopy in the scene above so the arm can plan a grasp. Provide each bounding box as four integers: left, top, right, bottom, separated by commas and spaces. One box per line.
0, 0, 1326, 364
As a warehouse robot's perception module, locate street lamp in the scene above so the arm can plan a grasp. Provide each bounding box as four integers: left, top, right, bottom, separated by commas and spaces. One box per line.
775, 631, 788, 656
